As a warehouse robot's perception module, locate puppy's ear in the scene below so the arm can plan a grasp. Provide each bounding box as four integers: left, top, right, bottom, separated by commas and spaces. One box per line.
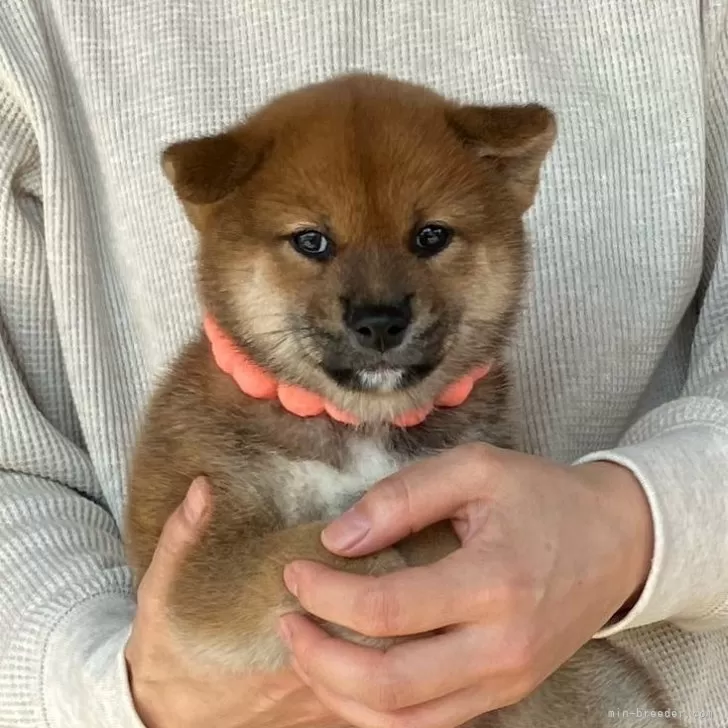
161, 130, 260, 228
447, 104, 556, 211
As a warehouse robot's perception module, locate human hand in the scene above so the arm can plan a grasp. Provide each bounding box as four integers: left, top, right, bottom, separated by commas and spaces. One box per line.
125, 478, 345, 728
279, 443, 654, 728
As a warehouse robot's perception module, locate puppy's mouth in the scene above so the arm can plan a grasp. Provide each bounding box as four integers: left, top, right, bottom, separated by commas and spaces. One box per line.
325, 361, 438, 392
288, 314, 449, 393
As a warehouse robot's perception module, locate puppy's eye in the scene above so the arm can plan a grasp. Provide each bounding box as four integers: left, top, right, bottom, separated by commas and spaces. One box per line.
291, 230, 335, 261
412, 224, 453, 258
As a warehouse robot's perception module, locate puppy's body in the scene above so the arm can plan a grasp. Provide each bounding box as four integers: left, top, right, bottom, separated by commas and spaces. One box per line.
128, 336, 509, 666
126, 75, 678, 727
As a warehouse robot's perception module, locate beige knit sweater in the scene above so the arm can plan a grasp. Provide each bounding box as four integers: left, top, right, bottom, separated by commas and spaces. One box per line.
1, 1, 727, 726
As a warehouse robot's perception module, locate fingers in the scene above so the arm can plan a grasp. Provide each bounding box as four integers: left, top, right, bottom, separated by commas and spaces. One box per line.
321, 443, 494, 557
281, 612, 501, 713
296, 675, 491, 728
285, 545, 499, 636
137, 477, 211, 607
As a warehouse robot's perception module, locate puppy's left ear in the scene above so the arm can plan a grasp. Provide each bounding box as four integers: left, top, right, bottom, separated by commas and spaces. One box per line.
161, 129, 262, 229
447, 104, 556, 211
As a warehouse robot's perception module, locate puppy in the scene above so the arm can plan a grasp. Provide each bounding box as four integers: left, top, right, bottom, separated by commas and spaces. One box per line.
125, 74, 676, 727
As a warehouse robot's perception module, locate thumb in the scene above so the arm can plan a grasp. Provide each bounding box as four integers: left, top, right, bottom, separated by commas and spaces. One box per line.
322, 444, 487, 556
137, 476, 211, 606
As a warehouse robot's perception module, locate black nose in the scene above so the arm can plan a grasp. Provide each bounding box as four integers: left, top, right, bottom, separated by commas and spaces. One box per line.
345, 299, 412, 352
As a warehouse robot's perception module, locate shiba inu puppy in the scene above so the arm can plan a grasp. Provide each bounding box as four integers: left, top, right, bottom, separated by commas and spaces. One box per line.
125, 74, 674, 727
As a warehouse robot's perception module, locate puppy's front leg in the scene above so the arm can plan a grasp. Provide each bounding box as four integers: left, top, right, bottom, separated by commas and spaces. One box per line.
167, 513, 409, 672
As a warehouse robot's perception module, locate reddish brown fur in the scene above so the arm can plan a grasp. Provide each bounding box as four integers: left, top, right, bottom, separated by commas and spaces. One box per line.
125, 75, 676, 727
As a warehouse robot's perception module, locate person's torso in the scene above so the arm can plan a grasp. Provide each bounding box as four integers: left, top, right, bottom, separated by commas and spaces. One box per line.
47, 1, 706, 488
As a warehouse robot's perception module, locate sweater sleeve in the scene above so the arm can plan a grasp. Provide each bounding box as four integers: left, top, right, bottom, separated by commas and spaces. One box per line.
0, 26, 146, 728
577, 8, 728, 637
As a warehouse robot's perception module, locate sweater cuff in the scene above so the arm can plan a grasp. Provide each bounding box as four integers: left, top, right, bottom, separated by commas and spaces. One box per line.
574, 423, 728, 638
44, 593, 147, 728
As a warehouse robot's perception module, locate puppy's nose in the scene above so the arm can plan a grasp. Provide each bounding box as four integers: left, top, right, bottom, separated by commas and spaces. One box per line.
345, 299, 412, 352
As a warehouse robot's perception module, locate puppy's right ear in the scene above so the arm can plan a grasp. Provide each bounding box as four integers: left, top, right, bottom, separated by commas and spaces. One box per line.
161, 131, 259, 228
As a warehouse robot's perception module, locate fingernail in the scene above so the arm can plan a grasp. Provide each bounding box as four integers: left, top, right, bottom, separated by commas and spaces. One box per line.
278, 617, 293, 647
183, 478, 207, 524
283, 564, 299, 597
322, 507, 371, 551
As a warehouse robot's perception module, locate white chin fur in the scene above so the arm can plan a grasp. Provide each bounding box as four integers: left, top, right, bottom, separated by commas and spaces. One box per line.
357, 368, 404, 391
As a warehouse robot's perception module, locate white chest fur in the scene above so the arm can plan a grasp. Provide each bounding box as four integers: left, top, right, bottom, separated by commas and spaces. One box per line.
273, 438, 404, 525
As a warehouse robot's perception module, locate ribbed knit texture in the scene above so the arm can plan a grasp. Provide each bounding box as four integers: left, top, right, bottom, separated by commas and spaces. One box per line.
0, 2, 727, 726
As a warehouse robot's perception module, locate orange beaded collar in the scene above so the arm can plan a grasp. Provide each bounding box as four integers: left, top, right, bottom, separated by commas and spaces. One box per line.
204, 315, 489, 428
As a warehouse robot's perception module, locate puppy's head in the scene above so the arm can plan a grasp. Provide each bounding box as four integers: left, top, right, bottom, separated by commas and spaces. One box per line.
163, 74, 555, 420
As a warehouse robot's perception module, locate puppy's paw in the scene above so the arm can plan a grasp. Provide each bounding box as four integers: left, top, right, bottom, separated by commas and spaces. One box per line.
349, 545, 410, 577
313, 546, 411, 652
